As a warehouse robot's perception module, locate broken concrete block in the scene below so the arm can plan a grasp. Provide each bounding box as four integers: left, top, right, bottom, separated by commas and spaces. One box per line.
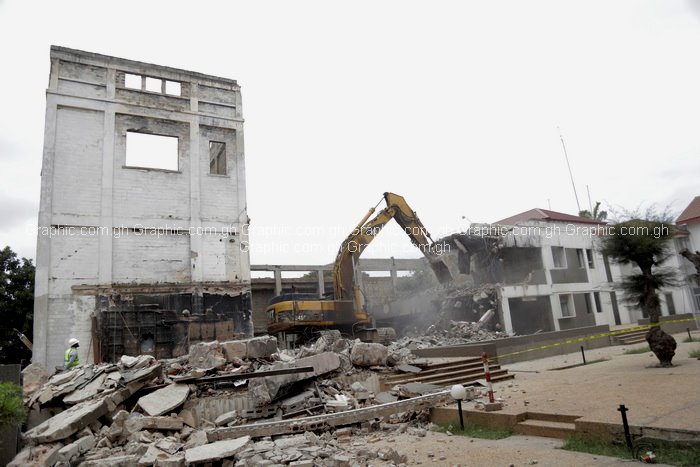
188, 341, 227, 369
24, 397, 108, 443
155, 453, 185, 467
56, 434, 96, 463
374, 392, 398, 404
221, 340, 247, 361
8, 443, 63, 467
21, 362, 49, 395
138, 444, 164, 467
63, 372, 107, 404
247, 352, 340, 405
184, 436, 251, 464
127, 416, 184, 432
245, 335, 278, 359
156, 437, 183, 455
138, 383, 190, 416
351, 342, 388, 367
120, 362, 162, 384
183, 430, 209, 449
289, 460, 314, 467
215, 410, 238, 426
178, 408, 199, 428
80, 454, 140, 466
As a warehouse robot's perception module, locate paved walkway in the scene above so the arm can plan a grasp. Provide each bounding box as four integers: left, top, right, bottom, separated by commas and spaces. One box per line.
492, 331, 700, 432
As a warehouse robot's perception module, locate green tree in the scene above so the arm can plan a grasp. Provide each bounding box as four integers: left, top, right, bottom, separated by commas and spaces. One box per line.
599, 209, 678, 366
579, 201, 608, 221
0, 246, 34, 364
0, 382, 26, 427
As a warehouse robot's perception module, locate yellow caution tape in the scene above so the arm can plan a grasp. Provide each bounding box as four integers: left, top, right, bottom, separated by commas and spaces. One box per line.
492, 317, 700, 361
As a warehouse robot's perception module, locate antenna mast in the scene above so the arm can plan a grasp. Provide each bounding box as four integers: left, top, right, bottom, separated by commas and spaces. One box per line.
558, 127, 581, 213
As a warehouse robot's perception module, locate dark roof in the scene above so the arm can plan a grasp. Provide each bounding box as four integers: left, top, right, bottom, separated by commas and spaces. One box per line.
495, 208, 607, 226
677, 196, 700, 224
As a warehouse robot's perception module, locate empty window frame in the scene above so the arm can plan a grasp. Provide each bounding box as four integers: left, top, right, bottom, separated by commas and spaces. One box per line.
576, 249, 586, 268
122, 73, 181, 96
583, 293, 593, 314
125, 132, 179, 171
209, 141, 226, 175
125, 73, 142, 89
586, 249, 595, 268
559, 294, 574, 317
552, 246, 566, 268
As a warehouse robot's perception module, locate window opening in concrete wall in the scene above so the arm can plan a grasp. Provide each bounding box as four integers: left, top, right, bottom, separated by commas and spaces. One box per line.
552, 246, 566, 268
560, 294, 574, 317
583, 293, 593, 314
209, 141, 226, 175
664, 293, 676, 315
576, 249, 585, 268
594, 291, 602, 313
693, 288, 700, 311
586, 249, 595, 268
165, 80, 181, 96
125, 131, 179, 171
145, 77, 162, 92
125, 73, 141, 89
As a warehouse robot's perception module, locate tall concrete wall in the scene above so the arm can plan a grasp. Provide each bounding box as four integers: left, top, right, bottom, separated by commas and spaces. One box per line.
34, 46, 251, 368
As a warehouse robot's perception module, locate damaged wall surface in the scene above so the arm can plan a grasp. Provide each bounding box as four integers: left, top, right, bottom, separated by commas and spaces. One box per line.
34, 46, 252, 368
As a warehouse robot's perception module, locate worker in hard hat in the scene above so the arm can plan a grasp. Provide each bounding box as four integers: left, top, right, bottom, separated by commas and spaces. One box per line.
64, 338, 80, 370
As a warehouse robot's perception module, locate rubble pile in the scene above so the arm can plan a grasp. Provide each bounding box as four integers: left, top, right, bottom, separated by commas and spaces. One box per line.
394, 320, 510, 351
11, 335, 448, 466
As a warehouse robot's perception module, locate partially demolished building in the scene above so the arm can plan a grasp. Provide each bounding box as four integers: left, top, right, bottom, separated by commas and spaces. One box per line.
34, 47, 252, 369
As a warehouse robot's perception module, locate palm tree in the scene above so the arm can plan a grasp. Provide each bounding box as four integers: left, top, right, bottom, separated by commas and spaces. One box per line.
599, 212, 678, 366
579, 201, 608, 221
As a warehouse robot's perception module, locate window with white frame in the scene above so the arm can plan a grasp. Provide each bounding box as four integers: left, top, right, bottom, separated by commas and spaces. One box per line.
552, 246, 566, 268
560, 294, 574, 317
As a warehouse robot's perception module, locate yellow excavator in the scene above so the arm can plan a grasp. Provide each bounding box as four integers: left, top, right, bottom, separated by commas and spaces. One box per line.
266, 192, 452, 344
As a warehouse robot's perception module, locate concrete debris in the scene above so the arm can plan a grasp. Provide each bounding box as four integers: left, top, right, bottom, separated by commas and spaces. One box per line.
137, 383, 190, 416
21, 362, 49, 395
187, 340, 227, 370
184, 436, 251, 464
11, 328, 487, 466
350, 343, 389, 367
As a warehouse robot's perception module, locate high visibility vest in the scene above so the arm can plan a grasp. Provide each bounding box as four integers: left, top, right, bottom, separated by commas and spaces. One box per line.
64, 347, 80, 368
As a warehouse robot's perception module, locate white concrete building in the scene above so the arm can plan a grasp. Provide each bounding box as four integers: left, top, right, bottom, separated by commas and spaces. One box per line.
34, 47, 252, 368
673, 196, 700, 315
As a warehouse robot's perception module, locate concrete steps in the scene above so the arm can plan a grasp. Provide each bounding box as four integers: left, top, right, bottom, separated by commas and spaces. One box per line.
612, 328, 648, 345
381, 357, 514, 390
513, 412, 580, 439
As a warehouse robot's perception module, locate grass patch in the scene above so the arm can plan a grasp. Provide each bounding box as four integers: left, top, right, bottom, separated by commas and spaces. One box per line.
623, 346, 651, 355
682, 336, 700, 343
438, 423, 512, 440
563, 435, 700, 466
689, 348, 700, 359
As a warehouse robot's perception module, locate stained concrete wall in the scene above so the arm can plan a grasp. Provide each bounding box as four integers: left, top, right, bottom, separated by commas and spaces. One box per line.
34, 46, 251, 368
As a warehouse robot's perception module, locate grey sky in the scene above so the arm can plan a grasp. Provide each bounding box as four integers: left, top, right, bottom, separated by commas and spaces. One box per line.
1, 0, 699, 265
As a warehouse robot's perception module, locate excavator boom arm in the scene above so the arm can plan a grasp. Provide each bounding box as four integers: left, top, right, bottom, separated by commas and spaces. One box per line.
332, 192, 452, 301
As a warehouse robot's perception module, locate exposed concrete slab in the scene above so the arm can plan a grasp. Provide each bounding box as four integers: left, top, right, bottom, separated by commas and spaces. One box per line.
63, 373, 106, 404
184, 436, 251, 464
248, 352, 339, 405
8, 443, 63, 467
56, 434, 96, 463
127, 416, 184, 432
80, 454, 140, 466
24, 397, 108, 443
138, 384, 190, 416
221, 340, 247, 361
396, 364, 422, 374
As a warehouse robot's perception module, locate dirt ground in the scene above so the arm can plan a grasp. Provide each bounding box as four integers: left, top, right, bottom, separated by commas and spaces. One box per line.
369, 431, 658, 466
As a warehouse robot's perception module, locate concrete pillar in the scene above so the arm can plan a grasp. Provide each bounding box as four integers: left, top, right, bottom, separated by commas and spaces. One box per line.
274, 269, 282, 296
390, 257, 398, 289
317, 269, 325, 297
189, 83, 203, 282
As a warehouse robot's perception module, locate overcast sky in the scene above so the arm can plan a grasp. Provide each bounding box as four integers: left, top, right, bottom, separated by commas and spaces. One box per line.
1, 0, 699, 267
